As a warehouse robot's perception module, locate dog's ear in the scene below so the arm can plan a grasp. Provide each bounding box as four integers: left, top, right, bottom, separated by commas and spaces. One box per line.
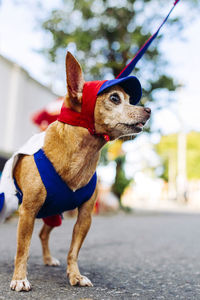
65, 52, 84, 111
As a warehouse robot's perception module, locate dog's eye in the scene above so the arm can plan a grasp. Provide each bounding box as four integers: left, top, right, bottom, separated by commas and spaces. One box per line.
110, 93, 121, 104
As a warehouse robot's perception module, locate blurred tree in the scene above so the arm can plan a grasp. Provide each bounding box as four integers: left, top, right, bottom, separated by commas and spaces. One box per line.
156, 132, 200, 181
186, 132, 200, 180
39, 0, 199, 203
112, 155, 132, 204
156, 133, 177, 182
100, 140, 132, 204
41, 0, 179, 102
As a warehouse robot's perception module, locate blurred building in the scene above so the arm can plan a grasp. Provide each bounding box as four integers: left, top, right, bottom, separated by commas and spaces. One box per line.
0, 55, 58, 159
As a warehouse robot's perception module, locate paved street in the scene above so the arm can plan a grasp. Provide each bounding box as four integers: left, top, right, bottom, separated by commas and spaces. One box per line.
1, 212, 200, 299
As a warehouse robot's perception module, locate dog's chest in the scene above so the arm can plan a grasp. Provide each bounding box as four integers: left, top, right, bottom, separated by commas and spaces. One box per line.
59, 151, 100, 191
33, 149, 97, 217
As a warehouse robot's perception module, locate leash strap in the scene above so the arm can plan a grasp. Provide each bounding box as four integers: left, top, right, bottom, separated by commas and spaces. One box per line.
117, 0, 181, 79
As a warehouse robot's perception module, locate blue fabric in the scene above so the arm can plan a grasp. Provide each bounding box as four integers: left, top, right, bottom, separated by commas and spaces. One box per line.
0, 193, 4, 212
98, 76, 142, 105
34, 149, 97, 218
14, 149, 97, 218
14, 178, 23, 204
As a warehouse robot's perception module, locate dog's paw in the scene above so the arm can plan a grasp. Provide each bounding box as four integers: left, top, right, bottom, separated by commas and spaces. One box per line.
10, 278, 31, 292
68, 273, 93, 287
44, 256, 60, 266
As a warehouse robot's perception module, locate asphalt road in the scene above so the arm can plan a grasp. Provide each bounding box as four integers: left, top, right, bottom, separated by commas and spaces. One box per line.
1, 212, 200, 299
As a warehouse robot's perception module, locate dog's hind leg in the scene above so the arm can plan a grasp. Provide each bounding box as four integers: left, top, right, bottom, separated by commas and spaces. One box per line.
67, 188, 97, 287
39, 222, 60, 266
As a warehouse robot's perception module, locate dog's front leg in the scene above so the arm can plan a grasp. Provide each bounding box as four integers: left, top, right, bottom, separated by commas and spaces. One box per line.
67, 188, 97, 287
10, 205, 36, 292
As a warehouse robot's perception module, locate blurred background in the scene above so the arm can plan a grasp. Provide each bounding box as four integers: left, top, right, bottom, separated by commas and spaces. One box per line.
0, 0, 200, 214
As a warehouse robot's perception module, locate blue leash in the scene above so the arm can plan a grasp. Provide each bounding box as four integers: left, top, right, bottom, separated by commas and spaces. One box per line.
117, 0, 181, 79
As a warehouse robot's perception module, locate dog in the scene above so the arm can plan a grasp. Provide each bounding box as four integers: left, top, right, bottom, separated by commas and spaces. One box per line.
0, 52, 151, 291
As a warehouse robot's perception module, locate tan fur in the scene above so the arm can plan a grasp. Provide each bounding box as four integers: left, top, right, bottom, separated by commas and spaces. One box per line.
94, 85, 150, 139
43, 121, 106, 190
39, 224, 60, 266
10, 52, 150, 291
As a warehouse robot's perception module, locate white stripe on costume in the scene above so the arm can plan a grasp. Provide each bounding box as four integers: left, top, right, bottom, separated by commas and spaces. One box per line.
0, 132, 45, 223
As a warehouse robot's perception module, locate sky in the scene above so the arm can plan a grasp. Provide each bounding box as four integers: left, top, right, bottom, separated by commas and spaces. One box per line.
0, 0, 200, 136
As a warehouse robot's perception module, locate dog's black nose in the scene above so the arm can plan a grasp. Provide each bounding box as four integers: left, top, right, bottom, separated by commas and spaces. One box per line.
144, 107, 151, 114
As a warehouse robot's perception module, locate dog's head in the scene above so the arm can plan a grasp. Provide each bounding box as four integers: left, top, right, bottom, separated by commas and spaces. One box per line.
94, 86, 151, 140
58, 52, 151, 140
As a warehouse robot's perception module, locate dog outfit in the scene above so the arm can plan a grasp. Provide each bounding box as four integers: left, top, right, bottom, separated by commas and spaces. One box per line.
0, 132, 45, 223
15, 148, 97, 218
0, 131, 97, 224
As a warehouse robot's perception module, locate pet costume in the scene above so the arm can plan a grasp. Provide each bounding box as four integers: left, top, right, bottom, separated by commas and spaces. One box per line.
15, 148, 97, 218
0, 132, 45, 223
0, 0, 180, 224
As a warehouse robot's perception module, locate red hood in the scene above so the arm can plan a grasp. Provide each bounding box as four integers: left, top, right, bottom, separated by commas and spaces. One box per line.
57, 80, 108, 138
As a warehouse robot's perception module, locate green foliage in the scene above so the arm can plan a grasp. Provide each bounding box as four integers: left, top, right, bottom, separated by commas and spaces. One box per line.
99, 143, 109, 165
99, 146, 132, 202
156, 134, 177, 181
41, 0, 180, 102
156, 134, 178, 154
112, 156, 132, 202
156, 132, 200, 181
187, 132, 200, 179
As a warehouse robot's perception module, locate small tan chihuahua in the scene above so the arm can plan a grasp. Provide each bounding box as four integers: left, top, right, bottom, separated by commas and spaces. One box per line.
8, 52, 151, 291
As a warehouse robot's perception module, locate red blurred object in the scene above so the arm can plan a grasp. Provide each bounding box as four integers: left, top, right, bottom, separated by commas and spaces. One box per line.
43, 215, 62, 227
32, 110, 58, 127
32, 97, 63, 131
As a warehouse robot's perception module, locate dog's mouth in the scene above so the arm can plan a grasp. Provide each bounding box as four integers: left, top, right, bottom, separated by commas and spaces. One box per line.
118, 121, 146, 132
126, 122, 145, 128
